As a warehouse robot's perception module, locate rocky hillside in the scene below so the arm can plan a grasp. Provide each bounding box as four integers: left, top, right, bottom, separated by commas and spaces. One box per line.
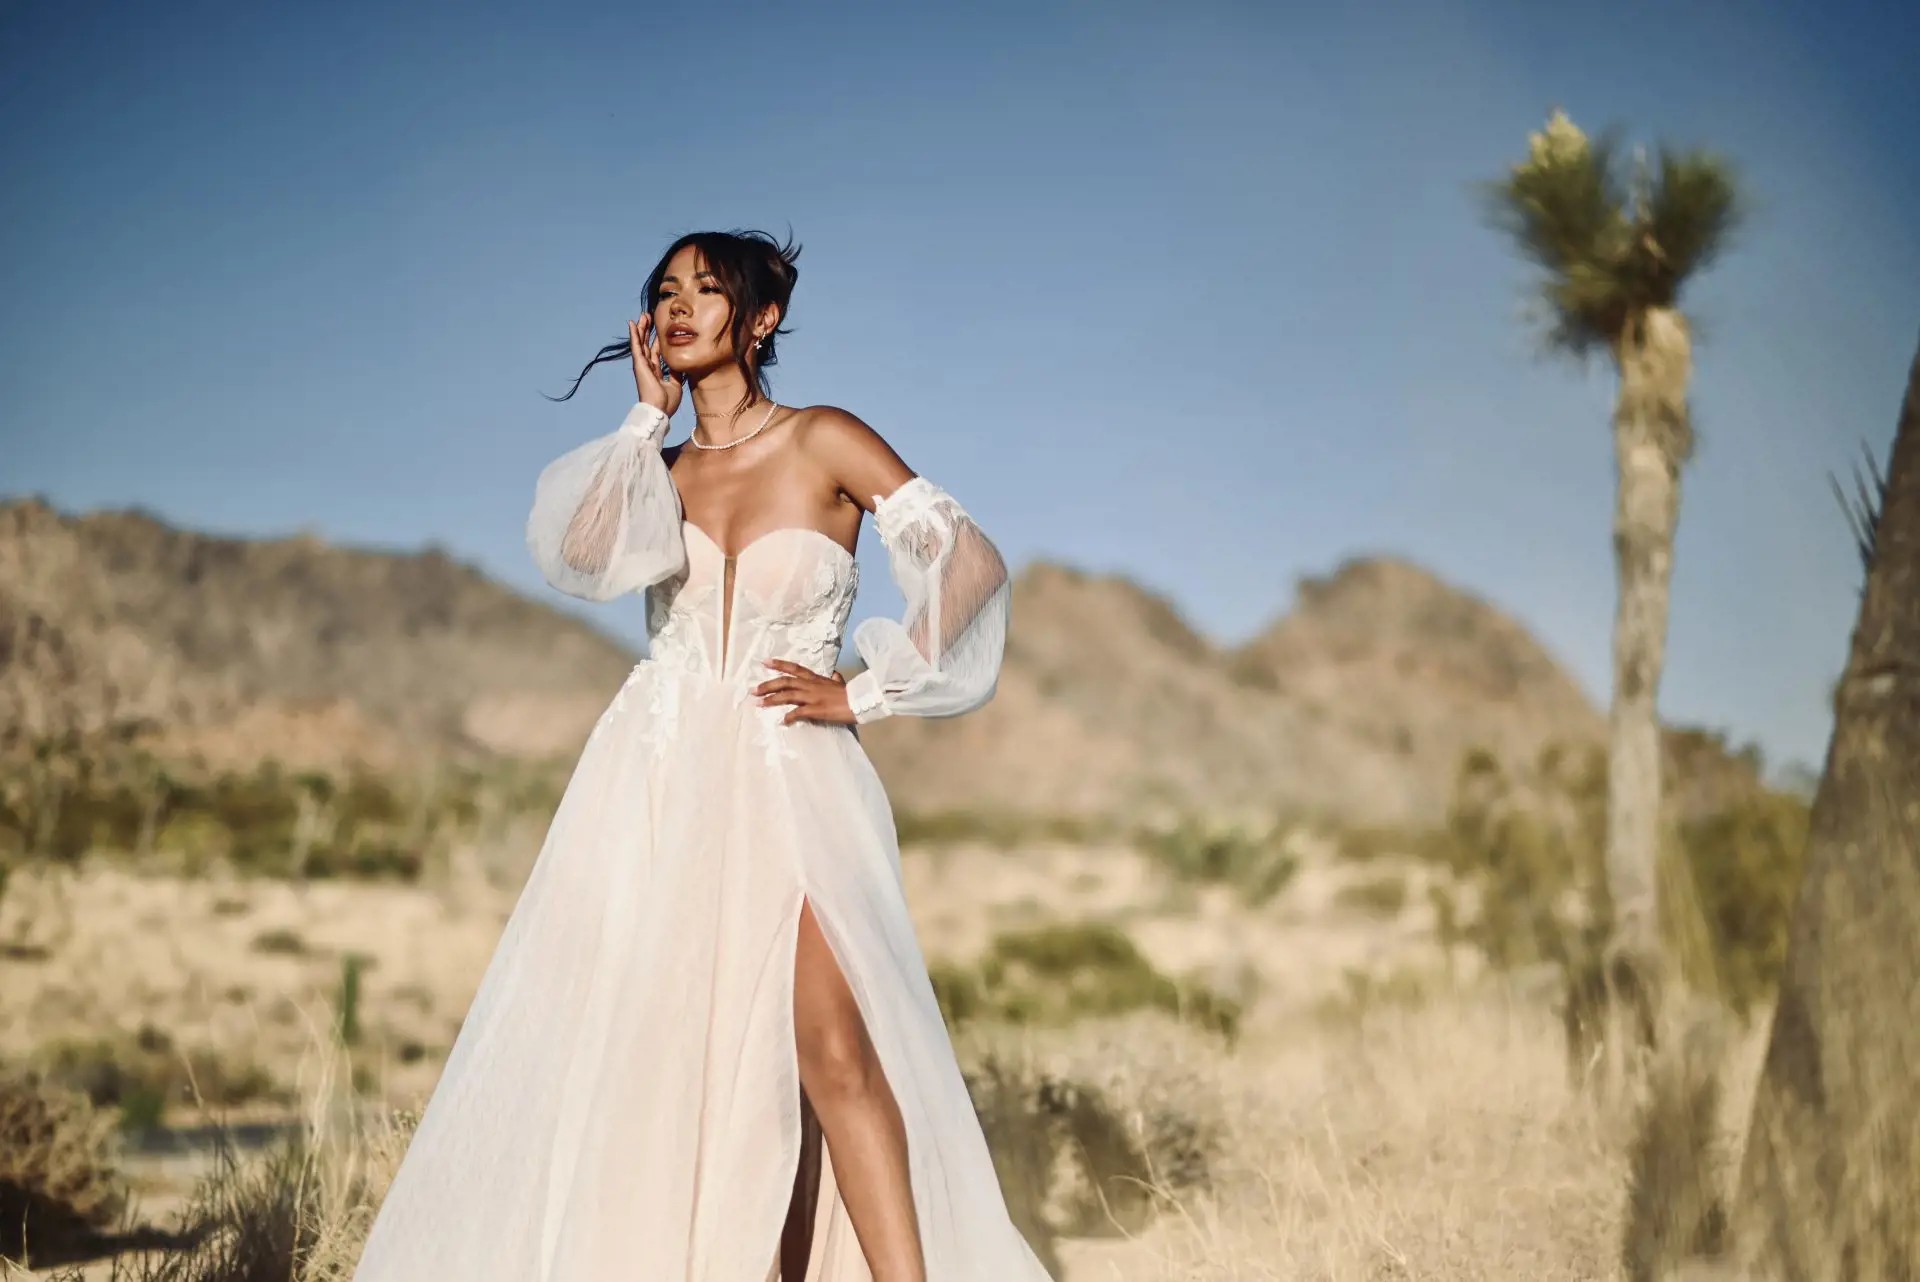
0, 498, 634, 770
860, 556, 1609, 824
1, 498, 1752, 824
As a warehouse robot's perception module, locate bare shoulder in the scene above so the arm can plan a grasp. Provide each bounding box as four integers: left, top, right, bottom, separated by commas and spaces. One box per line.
789, 404, 893, 458
790, 404, 916, 511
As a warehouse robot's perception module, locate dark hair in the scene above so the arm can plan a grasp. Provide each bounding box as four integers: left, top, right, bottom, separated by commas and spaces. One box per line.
546, 228, 801, 416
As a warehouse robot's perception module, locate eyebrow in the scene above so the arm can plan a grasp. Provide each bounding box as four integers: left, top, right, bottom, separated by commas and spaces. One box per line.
659, 271, 719, 284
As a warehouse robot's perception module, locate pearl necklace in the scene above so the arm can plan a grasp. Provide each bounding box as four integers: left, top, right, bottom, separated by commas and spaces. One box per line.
689, 401, 780, 451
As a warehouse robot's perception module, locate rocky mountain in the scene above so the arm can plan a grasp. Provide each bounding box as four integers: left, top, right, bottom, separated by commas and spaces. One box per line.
1, 498, 1753, 825
858, 556, 1608, 824
0, 498, 634, 770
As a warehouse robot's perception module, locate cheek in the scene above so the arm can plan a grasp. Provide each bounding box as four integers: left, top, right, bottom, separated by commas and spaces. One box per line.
699, 300, 737, 346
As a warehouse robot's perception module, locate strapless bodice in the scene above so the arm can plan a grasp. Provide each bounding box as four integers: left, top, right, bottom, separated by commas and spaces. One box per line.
644, 521, 861, 685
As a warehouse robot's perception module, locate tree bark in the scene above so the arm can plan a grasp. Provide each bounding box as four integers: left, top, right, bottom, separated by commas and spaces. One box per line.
1606, 306, 1692, 1000
1736, 333, 1920, 1280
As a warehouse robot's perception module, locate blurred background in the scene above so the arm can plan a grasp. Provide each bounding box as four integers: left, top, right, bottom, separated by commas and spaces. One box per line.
3, 2, 1916, 1278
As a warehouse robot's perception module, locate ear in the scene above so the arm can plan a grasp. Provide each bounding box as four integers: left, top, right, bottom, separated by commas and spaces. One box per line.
754, 301, 782, 343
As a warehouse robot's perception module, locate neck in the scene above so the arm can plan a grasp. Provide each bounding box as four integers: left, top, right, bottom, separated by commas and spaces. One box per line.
686, 367, 763, 437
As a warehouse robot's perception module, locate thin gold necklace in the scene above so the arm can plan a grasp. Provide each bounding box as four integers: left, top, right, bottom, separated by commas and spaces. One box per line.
689, 401, 780, 451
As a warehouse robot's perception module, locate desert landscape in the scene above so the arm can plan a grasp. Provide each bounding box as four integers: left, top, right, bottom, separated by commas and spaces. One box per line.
0, 492, 1813, 1280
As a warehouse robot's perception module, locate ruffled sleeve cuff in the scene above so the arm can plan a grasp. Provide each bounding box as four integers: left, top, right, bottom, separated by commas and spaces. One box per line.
843, 668, 891, 724
618, 400, 672, 446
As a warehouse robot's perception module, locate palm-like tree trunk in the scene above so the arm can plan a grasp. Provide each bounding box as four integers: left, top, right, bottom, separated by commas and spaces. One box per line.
1606, 306, 1692, 993
1736, 334, 1920, 1279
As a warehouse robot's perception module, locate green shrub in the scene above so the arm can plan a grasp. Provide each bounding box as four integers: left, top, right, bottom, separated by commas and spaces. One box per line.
0, 734, 571, 882
1676, 791, 1809, 1013
1130, 816, 1300, 906
250, 928, 309, 956
34, 1025, 284, 1128
961, 1042, 1222, 1275
894, 807, 1114, 850
1335, 871, 1410, 916
932, 922, 1240, 1041
1410, 739, 1812, 1017
1335, 821, 1452, 863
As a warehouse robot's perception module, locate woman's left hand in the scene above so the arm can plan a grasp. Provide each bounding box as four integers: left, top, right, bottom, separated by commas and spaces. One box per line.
755, 660, 855, 725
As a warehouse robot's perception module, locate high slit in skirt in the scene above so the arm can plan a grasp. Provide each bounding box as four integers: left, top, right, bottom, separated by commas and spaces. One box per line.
349, 660, 1054, 1281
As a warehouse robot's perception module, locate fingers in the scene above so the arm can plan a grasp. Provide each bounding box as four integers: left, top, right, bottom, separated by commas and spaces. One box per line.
757, 661, 857, 727
755, 676, 813, 703
783, 693, 851, 726
630, 319, 657, 388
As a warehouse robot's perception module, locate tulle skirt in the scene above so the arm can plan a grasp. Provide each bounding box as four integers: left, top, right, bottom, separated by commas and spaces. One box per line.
349, 660, 1053, 1281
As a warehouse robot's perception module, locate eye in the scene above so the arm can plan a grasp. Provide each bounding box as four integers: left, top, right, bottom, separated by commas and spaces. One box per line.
699, 285, 722, 294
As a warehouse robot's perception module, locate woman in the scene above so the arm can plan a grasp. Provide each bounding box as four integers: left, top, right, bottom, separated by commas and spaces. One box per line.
350, 229, 1052, 1282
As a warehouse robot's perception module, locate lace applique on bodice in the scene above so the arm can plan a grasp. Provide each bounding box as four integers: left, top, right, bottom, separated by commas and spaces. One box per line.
592, 522, 861, 766
649, 522, 860, 682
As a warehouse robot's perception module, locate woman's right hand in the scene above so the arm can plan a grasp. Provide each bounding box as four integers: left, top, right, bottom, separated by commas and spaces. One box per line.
630, 316, 684, 417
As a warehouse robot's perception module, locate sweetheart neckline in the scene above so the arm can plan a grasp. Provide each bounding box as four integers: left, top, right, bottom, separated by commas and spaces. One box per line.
681, 519, 856, 566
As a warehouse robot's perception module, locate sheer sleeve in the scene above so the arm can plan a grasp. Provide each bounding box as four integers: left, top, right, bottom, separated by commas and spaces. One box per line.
525, 401, 687, 601
843, 476, 1010, 724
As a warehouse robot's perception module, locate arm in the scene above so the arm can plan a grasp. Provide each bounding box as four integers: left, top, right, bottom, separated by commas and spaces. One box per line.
808, 408, 1011, 723
525, 400, 688, 601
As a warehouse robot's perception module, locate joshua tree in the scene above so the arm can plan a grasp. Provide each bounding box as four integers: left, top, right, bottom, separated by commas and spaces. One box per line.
1486, 110, 1742, 1013
1735, 334, 1920, 1278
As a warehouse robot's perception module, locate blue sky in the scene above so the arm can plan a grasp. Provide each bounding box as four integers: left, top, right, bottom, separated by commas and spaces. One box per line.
3, 0, 1915, 775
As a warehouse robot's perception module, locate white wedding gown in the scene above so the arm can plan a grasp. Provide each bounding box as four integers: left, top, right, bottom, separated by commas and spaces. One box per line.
349, 401, 1053, 1281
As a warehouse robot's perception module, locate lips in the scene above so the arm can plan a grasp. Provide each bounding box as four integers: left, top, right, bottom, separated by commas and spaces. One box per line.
665, 324, 696, 345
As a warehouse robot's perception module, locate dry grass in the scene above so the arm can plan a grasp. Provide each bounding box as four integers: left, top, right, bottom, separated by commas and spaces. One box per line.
0, 840, 1784, 1281
1051, 993, 1634, 1280
3, 987, 1718, 1282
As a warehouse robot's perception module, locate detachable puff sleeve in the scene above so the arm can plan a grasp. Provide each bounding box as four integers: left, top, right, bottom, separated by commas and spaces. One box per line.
843, 476, 1010, 724
526, 401, 688, 601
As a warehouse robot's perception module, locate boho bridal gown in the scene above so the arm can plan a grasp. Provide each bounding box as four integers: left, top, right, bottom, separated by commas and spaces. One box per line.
349, 400, 1053, 1281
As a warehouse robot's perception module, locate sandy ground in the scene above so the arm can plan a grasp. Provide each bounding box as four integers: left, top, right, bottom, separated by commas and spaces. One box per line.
0, 836, 1767, 1280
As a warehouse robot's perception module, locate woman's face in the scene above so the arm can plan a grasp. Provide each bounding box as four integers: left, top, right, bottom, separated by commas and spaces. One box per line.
652, 245, 739, 375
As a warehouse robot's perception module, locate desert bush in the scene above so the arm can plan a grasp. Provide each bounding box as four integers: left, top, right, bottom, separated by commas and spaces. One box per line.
34, 1025, 284, 1129
1675, 789, 1809, 1014
0, 736, 570, 883
1333, 819, 1454, 864
893, 807, 1115, 850
958, 1015, 1227, 1277
1335, 870, 1411, 916
33, 1045, 421, 1282
1621, 1019, 1734, 1281
249, 929, 308, 956
1412, 740, 1810, 1023
931, 921, 1241, 1041
0, 1068, 128, 1265
1130, 815, 1300, 906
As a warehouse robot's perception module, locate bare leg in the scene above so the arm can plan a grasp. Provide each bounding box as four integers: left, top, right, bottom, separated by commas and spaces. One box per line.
792, 898, 927, 1282
779, 1089, 822, 1280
